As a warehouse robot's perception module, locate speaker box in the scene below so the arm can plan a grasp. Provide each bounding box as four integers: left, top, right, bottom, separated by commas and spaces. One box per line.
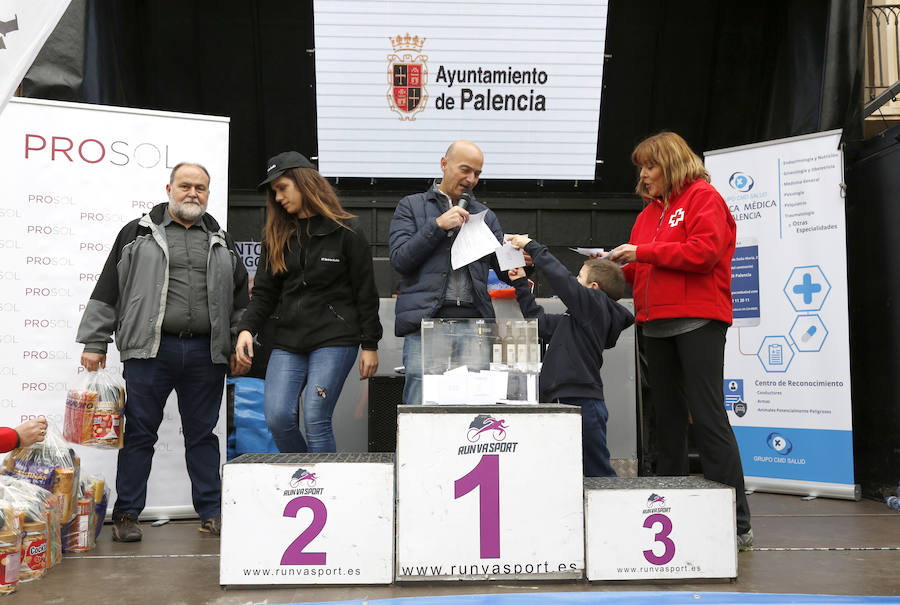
368, 375, 405, 452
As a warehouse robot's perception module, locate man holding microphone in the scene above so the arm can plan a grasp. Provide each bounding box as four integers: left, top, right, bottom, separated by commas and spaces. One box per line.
389, 140, 509, 405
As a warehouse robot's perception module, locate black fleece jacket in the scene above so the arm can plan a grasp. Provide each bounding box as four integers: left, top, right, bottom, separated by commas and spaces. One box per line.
512, 241, 634, 402
236, 216, 382, 353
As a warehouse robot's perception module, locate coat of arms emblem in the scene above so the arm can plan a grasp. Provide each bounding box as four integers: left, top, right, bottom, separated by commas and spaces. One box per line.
387, 33, 428, 120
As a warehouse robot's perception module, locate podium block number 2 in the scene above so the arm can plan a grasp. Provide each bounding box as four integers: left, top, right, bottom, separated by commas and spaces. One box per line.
454, 454, 500, 559
281, 496, 327, 565
642, 513, 675, 565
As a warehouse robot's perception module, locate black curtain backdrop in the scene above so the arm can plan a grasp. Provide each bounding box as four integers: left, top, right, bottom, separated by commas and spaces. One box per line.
24, 0, 865, 195
844, 126, 900, 500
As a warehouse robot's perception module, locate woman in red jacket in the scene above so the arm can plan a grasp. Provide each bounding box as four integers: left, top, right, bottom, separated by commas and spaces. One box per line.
609, 132, 752, 550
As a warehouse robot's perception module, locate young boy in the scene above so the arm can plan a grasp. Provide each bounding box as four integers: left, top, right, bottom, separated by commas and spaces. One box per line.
506, 234, 634, 477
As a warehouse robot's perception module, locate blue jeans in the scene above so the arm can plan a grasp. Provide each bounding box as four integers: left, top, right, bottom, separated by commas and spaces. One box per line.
117, 334, 226, 520
401, 332, 423, 405
557, 397, 616, 477
263, 347, 358, 452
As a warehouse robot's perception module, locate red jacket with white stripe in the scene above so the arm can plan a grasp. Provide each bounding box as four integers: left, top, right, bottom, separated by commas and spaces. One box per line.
623, 178, 736, 325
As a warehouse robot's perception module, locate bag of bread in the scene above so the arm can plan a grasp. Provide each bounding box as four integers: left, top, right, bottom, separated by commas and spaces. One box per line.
0, 477, 56, 581
0, 501, 20, 595
82, 475, 108, 548
62, 474, 108, 553
64, 368, 125, 449
2, 424, 80, 524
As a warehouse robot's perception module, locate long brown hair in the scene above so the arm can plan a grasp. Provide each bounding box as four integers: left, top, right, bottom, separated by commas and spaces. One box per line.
263, 167, 355, 274
631, 132, 709, 202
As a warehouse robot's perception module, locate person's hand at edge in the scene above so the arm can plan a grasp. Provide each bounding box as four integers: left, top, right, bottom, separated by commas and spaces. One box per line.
505, 234, 532, 249
359, 350, 379, 380
508, 267, 527, 281
81, 352, 106, 372
14, 417, 48, 448
608, 243, 637, 264
235, 330, 254, 366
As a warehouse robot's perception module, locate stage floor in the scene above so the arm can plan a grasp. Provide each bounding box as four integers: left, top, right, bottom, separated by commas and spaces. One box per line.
11, 492, 900, 605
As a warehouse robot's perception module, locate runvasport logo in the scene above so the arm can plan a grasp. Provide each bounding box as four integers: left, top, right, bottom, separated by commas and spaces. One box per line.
0, 15, 19, 50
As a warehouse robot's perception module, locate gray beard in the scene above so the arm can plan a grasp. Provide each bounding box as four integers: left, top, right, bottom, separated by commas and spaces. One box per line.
169, 197, 206, 223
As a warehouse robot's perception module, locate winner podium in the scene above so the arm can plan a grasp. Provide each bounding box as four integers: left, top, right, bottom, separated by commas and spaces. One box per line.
396, 319, 585, 581
396, 404, 585, 581
220, 317, 738, 586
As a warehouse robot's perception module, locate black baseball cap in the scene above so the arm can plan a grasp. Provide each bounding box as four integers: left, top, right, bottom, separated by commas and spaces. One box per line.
258, 151, 316, 190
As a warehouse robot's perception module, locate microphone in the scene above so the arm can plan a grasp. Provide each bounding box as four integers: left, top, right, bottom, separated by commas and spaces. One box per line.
448, 189, 473, 238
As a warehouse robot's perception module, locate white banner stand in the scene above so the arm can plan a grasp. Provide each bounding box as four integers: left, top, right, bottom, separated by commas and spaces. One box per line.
585, 477, 737, 581
220, 453, 395, 585
396, 405, 584, 581
0, 97, 230, 518
705, 130, 857, 499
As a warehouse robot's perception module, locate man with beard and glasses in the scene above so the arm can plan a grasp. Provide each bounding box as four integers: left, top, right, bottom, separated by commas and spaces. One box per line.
77, 162, 249, 542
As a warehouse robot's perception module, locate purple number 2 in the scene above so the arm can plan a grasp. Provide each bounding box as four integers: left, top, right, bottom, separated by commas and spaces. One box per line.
642, 513, 676, 565
280, 496, 327, 565
454, 454, 500, 559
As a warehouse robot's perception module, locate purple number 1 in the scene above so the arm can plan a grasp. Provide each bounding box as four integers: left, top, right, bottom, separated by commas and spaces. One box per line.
280, 496, 327, 565
642, 513, 676, 565
454, 454, 500, 559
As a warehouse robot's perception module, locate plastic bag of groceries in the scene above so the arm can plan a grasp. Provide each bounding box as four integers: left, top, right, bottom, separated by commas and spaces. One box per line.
2, 423, 80, 525
0, 497, 20, 595
62, 474, 108, 553
63, 367, 125, 449
0, 477, 57, 582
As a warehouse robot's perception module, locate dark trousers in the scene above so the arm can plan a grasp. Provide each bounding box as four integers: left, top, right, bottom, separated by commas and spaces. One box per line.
115, 334, 226, 520
641, 321, 752, 533
558, 397, 616, 478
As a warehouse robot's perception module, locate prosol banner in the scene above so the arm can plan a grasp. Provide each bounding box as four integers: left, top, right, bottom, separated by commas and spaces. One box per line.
705, 130, 856, 498
0, 97, 230, 516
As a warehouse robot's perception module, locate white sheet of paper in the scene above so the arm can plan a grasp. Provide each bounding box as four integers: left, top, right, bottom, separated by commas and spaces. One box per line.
495, 240, 526, 272
444, 365, 469, 376
466, 369, 510, 405
570, 247, 606, 257
451, 211, 502, 270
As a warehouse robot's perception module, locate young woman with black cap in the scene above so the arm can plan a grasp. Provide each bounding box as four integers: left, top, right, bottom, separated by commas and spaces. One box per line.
235, 152, 382, 453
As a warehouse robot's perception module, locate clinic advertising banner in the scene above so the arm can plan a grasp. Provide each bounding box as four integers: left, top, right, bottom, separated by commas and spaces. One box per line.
313, 0, 608, 179
0, 0, 71, 115
705, 130, 856, 498
0, 97, 230, 516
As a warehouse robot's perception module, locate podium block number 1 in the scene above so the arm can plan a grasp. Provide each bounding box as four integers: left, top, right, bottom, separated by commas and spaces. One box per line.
281, 496, 327, 565
454, 454, 500, 558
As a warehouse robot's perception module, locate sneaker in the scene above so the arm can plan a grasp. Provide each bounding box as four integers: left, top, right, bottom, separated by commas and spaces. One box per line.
112, 512, 142, 542
737, 528, 754, 551
199, 515, 221, 536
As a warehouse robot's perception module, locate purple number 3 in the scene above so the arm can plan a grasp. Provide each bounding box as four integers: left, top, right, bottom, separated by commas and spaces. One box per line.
642, 513, 675, 565
281, 496, 327, 565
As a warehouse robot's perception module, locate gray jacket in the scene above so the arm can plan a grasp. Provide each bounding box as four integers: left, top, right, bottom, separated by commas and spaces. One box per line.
76, 203, 249, 364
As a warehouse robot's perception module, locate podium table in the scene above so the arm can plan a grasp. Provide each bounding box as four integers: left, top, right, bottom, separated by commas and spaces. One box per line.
396, 404, 584, 581
220, 453, 395, 585
584, 476, 738, 581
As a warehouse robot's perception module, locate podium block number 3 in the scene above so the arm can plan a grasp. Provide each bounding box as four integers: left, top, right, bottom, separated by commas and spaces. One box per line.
281, 496, 327, 565
642, 513, 675, 565
454, 454, 500, 559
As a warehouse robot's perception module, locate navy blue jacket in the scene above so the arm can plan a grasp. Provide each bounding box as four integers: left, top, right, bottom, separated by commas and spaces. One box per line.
389, 187, 505, 337
513, 241, 635, 402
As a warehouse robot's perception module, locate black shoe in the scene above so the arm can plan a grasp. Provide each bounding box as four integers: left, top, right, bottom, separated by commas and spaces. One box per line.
112, 512, 142, 542
198, 514, 221, 536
